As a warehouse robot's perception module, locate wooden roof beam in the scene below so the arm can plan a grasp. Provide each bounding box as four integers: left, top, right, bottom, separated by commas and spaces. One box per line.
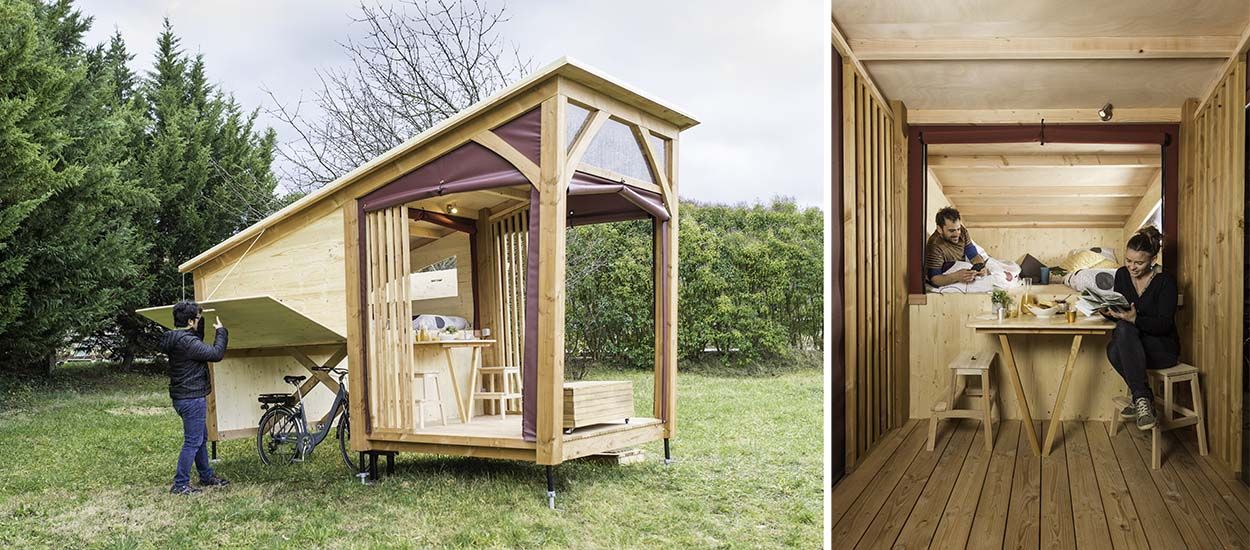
851, 36, 1240, 61
929, 154, 1160, 169
831, 15, 894, 118
908, 108, 1181, 124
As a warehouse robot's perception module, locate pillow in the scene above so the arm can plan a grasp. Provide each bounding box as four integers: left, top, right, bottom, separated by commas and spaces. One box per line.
1092, 258, 1119, 270
1060, 249, 1113, 273
1017, 253, 1044, 282
1067, 247, 1117, 263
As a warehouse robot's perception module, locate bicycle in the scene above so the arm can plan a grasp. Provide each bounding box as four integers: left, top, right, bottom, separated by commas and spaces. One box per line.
256, 366, 357, 473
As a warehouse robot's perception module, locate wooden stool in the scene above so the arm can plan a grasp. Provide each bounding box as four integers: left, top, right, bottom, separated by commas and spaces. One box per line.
411, 371, 447, 430
1110, 363, 1207, 469
474, 366, 522, 418
929, 350, 999, 452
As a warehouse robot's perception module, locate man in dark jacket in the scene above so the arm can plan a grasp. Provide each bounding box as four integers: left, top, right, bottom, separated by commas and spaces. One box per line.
160, 300, 230, 494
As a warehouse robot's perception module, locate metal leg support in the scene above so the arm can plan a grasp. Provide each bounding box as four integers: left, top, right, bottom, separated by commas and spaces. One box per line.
368, 452, 379, 481
385, 452, 395, 475
210, 441, 220, 463
356, 452, 369, 485
664, 438, 672, 465
546, 466, 556, 510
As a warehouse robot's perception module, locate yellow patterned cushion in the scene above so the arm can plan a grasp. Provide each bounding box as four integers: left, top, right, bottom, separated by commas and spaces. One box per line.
1092, 258, 1119, 270
1060, 250, 1112, 272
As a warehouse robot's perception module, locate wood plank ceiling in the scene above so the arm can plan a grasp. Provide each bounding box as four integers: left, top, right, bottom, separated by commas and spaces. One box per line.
832, 0, 1250, 123
928, 142, 1161, 228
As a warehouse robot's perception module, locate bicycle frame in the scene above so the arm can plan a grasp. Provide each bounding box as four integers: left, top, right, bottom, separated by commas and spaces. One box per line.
288, 373, 350, 458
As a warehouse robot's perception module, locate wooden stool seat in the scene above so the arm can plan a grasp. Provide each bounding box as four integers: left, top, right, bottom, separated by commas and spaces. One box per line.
929, 350, 999, 452
474, 365, 521, 418
411, 371, 447, 431
1109, 362, 1207, 470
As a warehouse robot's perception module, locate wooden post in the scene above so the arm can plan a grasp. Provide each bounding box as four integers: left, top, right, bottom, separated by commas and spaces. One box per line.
343, 202, 369, 449
662, 137, 679, 438
535, 93, 568, 465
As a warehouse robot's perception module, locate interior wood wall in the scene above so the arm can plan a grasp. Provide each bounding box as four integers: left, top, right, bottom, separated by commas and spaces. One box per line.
841, 60, 910, 469
1177, 60, 1246, 476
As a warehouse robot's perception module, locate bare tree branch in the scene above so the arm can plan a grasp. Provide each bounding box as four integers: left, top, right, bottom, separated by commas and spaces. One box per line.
269, 0, 531, 193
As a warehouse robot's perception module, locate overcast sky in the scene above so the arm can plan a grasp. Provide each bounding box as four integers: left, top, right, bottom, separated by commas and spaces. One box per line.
81, 0, 826, 208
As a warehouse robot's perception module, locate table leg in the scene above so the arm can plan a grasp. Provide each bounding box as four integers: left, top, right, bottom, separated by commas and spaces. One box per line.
1042, 335, 1083, 456
444, 350, 467, 423
998, 334, 1042, 455
464, 347, 481, 423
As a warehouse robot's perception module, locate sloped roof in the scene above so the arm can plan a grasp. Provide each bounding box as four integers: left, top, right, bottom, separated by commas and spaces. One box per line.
180, 57, 697, 273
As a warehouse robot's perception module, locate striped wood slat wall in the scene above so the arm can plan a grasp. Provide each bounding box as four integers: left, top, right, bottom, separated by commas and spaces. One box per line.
842, 59, 911, 470
1178, 60, 1246, 475
366, 206, 415, 432
491, 208, 529, 392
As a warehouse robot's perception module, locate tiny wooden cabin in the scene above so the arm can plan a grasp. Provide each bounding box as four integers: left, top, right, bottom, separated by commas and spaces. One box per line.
145, 58, 696, 476
831, 1, 1248, 546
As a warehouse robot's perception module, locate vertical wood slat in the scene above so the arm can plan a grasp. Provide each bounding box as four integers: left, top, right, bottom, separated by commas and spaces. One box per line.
841, 62, 910, 471
1178, 60, 1245, 476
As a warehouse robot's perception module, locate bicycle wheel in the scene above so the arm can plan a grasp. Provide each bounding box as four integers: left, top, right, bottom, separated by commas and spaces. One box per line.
337, 412, 360, 473
257, 407, 304, 465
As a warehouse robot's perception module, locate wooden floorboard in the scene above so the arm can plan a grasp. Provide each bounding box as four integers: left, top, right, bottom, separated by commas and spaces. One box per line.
1106, 422, 1187, 549
1175, 431, 1250, 528
831, 420, 919, 527
967, 419, 1021, 549
832, 415, 1250, 549
1128, 423, 1225, 550
929, 419, 999, 549
1003, 421, 1042, 549
831, 420, 928, 546
860, 418, 977, 549
1084, 421, 1150, 550
1040, 421, 1075, 549
1064, 420, 1114, 550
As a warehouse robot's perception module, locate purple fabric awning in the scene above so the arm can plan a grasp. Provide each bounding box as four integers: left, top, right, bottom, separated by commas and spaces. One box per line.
360, 141, 532, 213
567, 171, 668, 227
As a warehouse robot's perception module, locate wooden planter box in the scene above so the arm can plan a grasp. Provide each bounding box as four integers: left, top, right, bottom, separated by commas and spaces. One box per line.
562, 381, 633, 429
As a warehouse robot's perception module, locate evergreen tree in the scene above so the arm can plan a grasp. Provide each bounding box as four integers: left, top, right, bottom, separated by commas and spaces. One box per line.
0, 0, 151, 374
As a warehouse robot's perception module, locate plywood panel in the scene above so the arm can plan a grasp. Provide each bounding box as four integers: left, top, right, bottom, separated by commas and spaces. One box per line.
969, 227, 1125, 267
212, 353, 342, 436
909, 293, 1124, 421
1177, 61, 1246, 475
137, 295, 345, 349
194, 209, 347, 334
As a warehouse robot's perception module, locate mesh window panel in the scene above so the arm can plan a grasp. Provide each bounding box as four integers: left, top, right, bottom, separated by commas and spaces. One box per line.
647, 133, 668, 179
566, 103, 591, 151
581, 118, 655, 183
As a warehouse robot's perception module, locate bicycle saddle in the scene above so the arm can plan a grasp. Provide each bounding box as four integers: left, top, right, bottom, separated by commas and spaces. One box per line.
284, 375, 307, 385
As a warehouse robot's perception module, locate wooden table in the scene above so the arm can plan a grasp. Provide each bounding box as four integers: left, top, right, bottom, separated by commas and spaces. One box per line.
413, 339, 495, 423
967, 315, 1114, 456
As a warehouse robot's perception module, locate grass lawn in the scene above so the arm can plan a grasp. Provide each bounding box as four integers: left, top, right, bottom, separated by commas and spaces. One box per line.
0, 364, 821, 548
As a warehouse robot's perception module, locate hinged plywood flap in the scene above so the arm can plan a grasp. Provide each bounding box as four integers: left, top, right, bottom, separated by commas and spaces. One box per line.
136, 295, 345, 349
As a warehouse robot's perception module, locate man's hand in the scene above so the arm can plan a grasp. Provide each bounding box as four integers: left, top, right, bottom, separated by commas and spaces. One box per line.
956, 269, 977, 283
213, 316, 224, 330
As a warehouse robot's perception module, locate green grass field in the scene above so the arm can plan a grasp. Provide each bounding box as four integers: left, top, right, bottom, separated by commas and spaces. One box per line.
0, 364, 821, 548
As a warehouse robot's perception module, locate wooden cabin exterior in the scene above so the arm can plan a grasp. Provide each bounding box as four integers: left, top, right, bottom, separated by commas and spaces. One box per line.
152, 58, 696, 470
831, 1, 1248, 546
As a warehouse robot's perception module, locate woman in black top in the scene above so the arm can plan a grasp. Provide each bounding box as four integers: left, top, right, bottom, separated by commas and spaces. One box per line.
1103, 226, 1179, 430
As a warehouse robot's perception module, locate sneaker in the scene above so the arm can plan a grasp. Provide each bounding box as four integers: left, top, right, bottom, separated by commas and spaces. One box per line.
199, 475, 230, 488
1119, 404, 1136, 421
170, 484, 202, 495
1134, 397, 1157, 431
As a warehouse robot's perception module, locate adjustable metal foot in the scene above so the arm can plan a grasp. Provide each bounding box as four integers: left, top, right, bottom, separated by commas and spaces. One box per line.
210, 441, 221, 463
546, 465, 556, 509
368, 452, 379, 481
663, 438, 672, 465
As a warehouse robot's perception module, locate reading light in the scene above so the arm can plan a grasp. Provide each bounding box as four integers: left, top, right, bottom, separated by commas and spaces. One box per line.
446, 204, 459, 215
1097, 102, 1113, 122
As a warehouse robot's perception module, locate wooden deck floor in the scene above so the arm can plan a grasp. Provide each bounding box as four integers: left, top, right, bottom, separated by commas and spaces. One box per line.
831, 419, 1250, 549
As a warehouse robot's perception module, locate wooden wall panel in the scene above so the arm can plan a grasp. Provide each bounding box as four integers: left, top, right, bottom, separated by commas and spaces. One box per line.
1177, 60, 1246, 475
842, 60, 910, 469
196, 209, 347, 334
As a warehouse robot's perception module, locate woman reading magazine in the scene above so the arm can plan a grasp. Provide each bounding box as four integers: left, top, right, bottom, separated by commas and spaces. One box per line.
1102, 226, 1179, 431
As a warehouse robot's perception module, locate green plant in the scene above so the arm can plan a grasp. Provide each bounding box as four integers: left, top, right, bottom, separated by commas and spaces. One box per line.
991, 289, 1013, 308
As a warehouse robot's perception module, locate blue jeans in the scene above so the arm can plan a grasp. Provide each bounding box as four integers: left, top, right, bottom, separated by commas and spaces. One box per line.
172, 397, 215, 486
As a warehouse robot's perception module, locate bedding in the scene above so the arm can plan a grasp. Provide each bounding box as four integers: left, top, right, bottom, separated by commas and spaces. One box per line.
927, 258, 1022, 294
